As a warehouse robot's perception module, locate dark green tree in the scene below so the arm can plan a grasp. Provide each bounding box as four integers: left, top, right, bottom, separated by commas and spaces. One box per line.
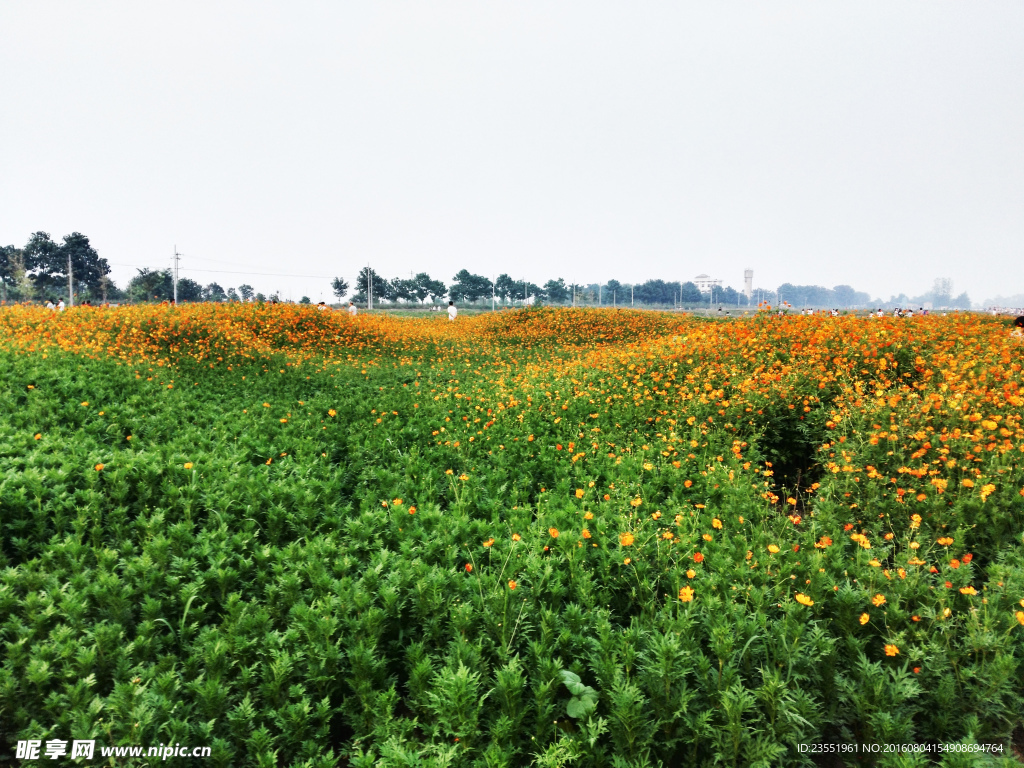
450, 270, 492, 303
203, 283, 227, 302
299, 296, 311, 304
126, 268, 173, 302
680, 281, 703, 304
412, 273, 447, 303
238, 284, 254, 302
226, 287, 241, 302
351, 267, 389, 304
543, 278, 570, 304
177, 278, 204, 302
331, 277, 349, 300
25, 232, 110, 302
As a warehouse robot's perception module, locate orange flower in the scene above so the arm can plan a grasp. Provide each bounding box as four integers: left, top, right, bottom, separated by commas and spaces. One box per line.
483, 538, 495, 547
711, 517, 722, 529
575, 489, 584, 499
327, 409, 336, 417
619, 532, 635, 547
683, 480, 693, 488
693, 552, 704, 563
464, 564, 473, 573
508, 580, 517, 590
814, 536, 833, 548
548, 528, 559, 539
937, 537, 953, 546
949, 559, 960, 569
686, 569, 695, 578
871, 594, 886, 607
392, 498, 403, 506
583, 511, 594, 520
582, 529, 592, 539
34, 433, 41, 440
408, 506, 416, 515
959, 586, 977, 595
94, 463, 104, 471
630, 497, 643, 507
859, 613, 870, 625
511, 533, 521, 541
1015, 611, 1024, 626
678, 586, 694, 603
884, 644, 900, 656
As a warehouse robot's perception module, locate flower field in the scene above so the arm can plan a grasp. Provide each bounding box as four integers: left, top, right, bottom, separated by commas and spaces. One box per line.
1, 304, 1023, 766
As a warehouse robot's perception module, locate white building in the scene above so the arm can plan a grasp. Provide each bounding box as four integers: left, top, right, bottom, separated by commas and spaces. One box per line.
693, 274, 722, 293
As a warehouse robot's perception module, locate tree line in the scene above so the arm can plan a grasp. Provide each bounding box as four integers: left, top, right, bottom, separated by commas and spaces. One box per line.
4, 231, 968, 310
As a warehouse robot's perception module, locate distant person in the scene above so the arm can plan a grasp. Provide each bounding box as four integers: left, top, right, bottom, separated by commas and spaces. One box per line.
57, 299, 65, 311
448, 301, 457, 321
348, 302, 357, 317
46, 299, 56, 310
1012, 315, 1024, 339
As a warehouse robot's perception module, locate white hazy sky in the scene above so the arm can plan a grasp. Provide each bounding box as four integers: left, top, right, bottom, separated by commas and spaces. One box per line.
2, 2, 1022, 304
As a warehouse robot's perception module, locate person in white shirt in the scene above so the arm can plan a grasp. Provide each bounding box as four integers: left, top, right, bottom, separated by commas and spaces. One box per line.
57, 299, 65, 311
448, 301, 457, 321
348, 302, 357, 317
46, 299, 56, 310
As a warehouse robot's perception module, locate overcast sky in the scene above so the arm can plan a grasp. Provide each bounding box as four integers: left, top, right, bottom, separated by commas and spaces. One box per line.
2, 2, 1022, 304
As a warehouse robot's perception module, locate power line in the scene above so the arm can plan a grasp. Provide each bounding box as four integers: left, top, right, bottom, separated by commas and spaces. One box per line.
107, 262, 336, 279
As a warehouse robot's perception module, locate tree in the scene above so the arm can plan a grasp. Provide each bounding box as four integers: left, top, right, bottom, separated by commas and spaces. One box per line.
351, 267, 389, 305
255, 292, 267, 302
1, 245, 30, 301
299, 296, 311, 304
126, 268, 173, 302
389, 277, 416, 303
226, 287, 240, 302
177, 278, 203, 302
331, 277, 349, 300
24, 232, 110, 303
543, 278, 570, 304
494, 274, 517, 303
412, 273, 447, 303
679, 282, 703, 304
238, 284, 254, 302
604, 279, 623, 305
203, 283, 227, 302
450, 270, 492, 303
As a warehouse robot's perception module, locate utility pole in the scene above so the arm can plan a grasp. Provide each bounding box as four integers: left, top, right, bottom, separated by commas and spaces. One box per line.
367, 263, 372, 310
598, 283, 602, 306
173, 246, 181, 305
67, 249, 73, 308
631, 285, 634, 307
492, 277, 495, 312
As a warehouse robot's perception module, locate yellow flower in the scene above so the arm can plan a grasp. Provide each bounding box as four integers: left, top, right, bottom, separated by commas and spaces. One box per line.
483, 538, 495, 547
459, 474, 469, 481
872, 594, 886, 607
548, 528, 560, 539
630, 497, 643, 507
884, 644, 900, 656
678, 586, 694, 603
619, 532, 635, 547
623, 557, 631, 565
686, 569, 696, 579
702, 533, 713, 542
575, 488, 584, 498
512, 533, 521, 541
767, 544, 780, 554
184, 462, 193, 469
859, 613, 870, 625
583, 511, 593, 520
34, 433, 41, 440
1015, 611, 1024, 626
643, 462, 654, 471
662, 531, 674, 540
712, 518, 722, 529
959, 586, 977, 595
81, 401, 89, 407
328, 409, 337, 417
794, 593, 814, 607
937, 537, 953, 546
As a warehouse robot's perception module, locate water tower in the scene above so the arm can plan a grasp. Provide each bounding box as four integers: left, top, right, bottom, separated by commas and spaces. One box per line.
743, 269, 753, 298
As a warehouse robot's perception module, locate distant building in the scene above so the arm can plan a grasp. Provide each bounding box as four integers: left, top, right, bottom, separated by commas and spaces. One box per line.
694, 274, 722, 293
744, 269, 753, 298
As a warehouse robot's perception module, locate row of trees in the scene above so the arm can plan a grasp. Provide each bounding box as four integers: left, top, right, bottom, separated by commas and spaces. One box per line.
333, 268, 887, 309
1, 232, 112, 303
2, 232, 969, 310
